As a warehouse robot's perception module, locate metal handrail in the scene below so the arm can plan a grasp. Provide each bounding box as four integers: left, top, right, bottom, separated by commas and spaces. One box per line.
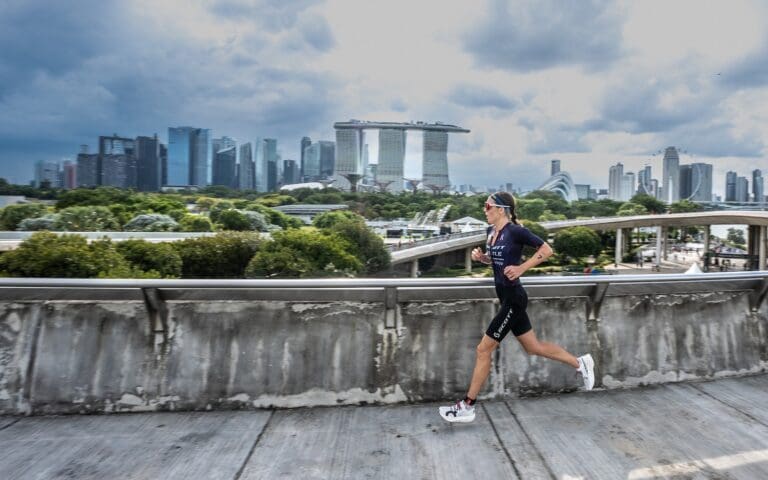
0, 270, 765, 289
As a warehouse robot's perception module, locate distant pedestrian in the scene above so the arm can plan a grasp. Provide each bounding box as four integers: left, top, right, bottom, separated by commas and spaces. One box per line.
439, 192, 595, 424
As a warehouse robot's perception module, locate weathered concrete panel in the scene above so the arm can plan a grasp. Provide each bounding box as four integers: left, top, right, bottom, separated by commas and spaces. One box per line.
395, 301, 492, 401
28, 302, 152, 414
0, 304, 41, 414
162, 301, 389, 410
599, 292, 768, 388
501, 296, 592, 395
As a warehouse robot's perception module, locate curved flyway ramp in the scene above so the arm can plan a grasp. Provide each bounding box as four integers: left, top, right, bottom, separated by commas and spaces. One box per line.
540, 210, 768, 232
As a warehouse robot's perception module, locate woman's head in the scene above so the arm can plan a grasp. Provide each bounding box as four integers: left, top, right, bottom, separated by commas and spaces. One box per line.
484, 192, 519, 224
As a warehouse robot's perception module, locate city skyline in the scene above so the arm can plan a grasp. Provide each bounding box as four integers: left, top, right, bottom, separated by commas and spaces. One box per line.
2, 1, 768, 195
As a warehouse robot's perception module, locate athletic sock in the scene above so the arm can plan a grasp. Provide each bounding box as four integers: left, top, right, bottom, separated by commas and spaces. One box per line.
464, 396, 476, 406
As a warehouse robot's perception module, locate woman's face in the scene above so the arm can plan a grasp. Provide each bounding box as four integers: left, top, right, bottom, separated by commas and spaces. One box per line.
485, 196, 505, 223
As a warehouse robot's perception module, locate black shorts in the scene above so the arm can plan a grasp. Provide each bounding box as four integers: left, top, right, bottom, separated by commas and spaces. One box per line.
486, 284, 532, 342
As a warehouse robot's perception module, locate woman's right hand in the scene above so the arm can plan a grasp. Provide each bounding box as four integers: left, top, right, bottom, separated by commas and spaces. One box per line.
471, 247, 490, 264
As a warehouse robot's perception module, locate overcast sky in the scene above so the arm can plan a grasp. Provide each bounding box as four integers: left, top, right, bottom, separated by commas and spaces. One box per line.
2, 0, 767, 195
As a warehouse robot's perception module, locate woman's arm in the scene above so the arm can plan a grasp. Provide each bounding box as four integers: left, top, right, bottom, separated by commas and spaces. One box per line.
503, 242, 553, 281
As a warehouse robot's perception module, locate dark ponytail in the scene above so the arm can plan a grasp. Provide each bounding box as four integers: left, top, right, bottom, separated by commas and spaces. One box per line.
493, 191, 520, 225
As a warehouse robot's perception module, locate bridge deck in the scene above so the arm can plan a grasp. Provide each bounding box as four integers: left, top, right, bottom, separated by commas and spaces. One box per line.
1, 374, 766, 479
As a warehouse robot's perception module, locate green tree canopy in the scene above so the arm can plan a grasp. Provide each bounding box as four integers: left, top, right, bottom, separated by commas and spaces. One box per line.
115, 239, 182, 278
0, 203, 50, 230
630, 194, 666, 214
570, 199, 622, 218
553, 226, 602, 260
173, 232, 261, 278
324, 218, 391, 274
179, 214, 213, 232
0, 232, 149, 278
246, 228, 362, 278
727, 228, 746, 246
55, 206, 121, 231
124, 214, 179, 231
517, 199, 547, 221
668, 199, 703, 213
217, 209, 270, 231
523, 190, 570, 216
312, 210, 363, 229
617, 202, 649, 217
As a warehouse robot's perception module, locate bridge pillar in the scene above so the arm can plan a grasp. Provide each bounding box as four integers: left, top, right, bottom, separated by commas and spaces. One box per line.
410, 260, 419, 278
703, 226, 711, 271
614, 228, 623, 266
655, 226, 663, 269
464, 247, 472, 273
760, 226, 767, 270
662, 227, 669, 260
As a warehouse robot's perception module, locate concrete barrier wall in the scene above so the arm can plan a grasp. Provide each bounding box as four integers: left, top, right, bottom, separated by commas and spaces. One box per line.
0, 276, 767, 415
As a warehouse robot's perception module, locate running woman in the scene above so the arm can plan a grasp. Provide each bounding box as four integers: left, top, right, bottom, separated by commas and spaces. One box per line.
439, 192, 594, 423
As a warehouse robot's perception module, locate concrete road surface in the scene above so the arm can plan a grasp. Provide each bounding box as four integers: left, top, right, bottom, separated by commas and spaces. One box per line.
1, 374, 767, 479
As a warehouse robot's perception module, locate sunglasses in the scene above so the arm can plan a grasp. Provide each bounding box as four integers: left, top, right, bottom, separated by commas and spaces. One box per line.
484, 202, 508, 211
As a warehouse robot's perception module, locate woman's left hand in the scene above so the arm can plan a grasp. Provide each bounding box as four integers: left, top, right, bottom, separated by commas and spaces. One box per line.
504, 265, 525, 281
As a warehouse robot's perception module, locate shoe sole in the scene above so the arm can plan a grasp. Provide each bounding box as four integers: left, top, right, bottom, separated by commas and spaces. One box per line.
439, 412, 476, 423
582, 354, 595, 390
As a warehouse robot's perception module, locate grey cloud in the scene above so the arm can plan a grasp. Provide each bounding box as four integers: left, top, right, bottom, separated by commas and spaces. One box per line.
464, 0, 626, 72
210, 0, 322, 32
595, 77, 716, 134
0, 0, 123, 94
527, 126, 590, 155
299, 15, 335, 52
660, 123, 763, 158
390, 99, 408, 112
448, 84, 517, 110
720, 42, 768, 89
0, 0, 342, 183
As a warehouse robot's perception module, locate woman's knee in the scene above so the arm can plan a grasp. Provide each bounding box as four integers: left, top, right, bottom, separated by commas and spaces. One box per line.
476, 340, 496, 357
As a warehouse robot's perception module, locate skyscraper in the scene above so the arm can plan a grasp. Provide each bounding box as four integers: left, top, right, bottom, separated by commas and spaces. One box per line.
377, 129, 406, 192
423, 130, 450, 192
551, 159, 561, 176
136, 135, 161, 192
99, 134, 136, 188
662, 146, 680, 203
62, 161, 77, 189
34, 160, 60, 188
303, 143, 321, 181
608, 162, 624, 200
283, 160, 299, 185
76, 150, 99, 187
753, 169, 764, 204
101, 154, 136, 189
300, 136, 312, 181
637, 165, 653, 196
318, 141, 335, 179
255, 138, 278, 192
725, 171, 737, 202
334, 129, 365, 190
160, 144, 167, 186
621, 172, 635, 202
686, 163, 712, 202
167, 127, 210, 187
736, 176, 749, 202
238, 142, 255, 191
212, 137, 237, 189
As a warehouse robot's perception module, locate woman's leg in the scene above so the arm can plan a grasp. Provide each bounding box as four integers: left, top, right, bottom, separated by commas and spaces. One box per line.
515, 329, 579, 368
466, 334, 500, 400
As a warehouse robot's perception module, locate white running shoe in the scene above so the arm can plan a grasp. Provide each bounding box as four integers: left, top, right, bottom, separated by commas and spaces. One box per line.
577, 354, 595, 390
439, 400, 476, 423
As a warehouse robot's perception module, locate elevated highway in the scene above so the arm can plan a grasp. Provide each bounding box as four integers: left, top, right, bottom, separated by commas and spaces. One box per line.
389, 211, 768, 275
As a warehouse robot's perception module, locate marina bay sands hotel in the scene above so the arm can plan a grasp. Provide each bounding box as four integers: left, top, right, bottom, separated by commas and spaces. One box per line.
333, 120, 469, 193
